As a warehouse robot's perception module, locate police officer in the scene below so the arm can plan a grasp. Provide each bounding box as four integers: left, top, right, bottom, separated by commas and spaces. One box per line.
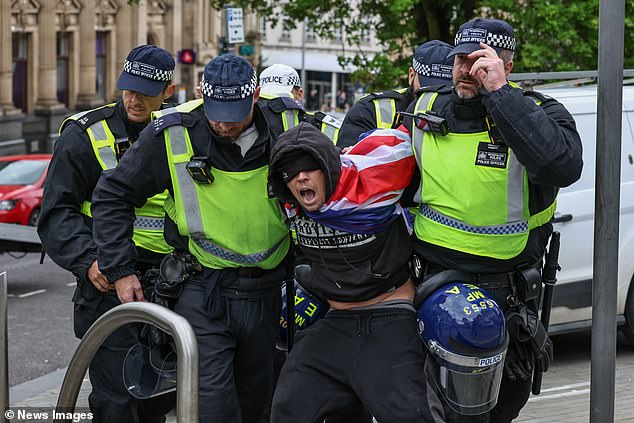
258, 63, 342, 143
37, 45, 176, 423
337, 40, 453, 148
258, 64, 306, 138
91, 54, 291, 423
402, 18, 582, 422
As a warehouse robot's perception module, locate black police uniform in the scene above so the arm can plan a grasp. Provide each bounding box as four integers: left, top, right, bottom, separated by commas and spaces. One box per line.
337, 87, 414, 148
402, 84, 583, 422
91, 103, 289, 423
37, 101, 173, 423
258, 94, 306, 140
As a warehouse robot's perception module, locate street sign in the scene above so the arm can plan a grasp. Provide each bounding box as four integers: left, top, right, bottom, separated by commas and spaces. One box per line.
239, 45, 254, 56
226, 7, 245, 44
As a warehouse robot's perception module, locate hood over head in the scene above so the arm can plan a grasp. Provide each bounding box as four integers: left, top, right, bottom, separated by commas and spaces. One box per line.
269, 122, 341, 205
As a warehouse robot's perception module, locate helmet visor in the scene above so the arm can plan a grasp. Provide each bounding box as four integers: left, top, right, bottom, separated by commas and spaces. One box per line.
123, 343, 177, 399
426, 338, 507, 416
434, 359, 505, 415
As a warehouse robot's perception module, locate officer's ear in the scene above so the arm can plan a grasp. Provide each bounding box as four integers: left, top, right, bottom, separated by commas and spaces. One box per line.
253, 86, 261, 104
408, 67, 416, 87
163, 83, 176, 101
293, 87, 304, 102
504, 60, 514, 77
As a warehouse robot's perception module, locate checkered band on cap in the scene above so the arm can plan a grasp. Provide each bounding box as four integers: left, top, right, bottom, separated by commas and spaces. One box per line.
123, 60, 174, 81
201, 69, 258, 101
412, 58, 431, 77
455, 28, 516, 51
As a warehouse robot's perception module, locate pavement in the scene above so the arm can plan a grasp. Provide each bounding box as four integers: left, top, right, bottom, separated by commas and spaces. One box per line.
6, 342, 634, 423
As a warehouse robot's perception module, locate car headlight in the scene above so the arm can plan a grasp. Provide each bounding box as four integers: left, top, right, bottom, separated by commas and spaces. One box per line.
0, 200, 17, 211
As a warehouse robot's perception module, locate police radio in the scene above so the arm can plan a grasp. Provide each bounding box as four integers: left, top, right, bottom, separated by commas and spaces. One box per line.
397, 111, 449, 136
114, 137, 133, 161
186, 156, 214, 184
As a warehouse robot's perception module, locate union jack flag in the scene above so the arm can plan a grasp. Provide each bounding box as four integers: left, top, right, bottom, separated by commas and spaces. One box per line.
304, 127, 415, 234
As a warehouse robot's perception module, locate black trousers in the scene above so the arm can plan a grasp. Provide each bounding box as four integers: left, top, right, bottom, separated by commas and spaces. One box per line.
174, 267, 283, 423
271, 307, 436, 423
260, 349, 373, 423
73, 287, 175, 423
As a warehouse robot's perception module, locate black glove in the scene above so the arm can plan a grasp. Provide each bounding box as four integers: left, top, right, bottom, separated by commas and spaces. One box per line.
504, 340, 533, 381
139, 268, 173, 347
505, 303, 554, 380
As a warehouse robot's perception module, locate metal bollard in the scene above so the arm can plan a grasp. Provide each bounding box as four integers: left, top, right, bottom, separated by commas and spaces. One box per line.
55, 302, 198, 423
1, 272, 8, 423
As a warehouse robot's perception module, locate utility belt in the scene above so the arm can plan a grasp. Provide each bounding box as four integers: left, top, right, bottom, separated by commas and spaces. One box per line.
236, 266, 272, 279
417, 259, 543, 303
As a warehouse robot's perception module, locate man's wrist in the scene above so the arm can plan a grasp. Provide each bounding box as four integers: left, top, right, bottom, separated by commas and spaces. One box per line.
105, 267, 136, 285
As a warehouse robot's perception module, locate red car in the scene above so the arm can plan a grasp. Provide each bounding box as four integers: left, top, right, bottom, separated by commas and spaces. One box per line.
0, 154, 51, 226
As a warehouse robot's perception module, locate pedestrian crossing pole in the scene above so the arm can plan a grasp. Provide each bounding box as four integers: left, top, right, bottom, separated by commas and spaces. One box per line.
591, 0, 624, 422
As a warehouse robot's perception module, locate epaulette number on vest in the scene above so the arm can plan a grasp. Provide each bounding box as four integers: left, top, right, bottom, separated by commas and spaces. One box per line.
73, 106, 115, 130
153, 112, 183, 135
369, 90, 405, 100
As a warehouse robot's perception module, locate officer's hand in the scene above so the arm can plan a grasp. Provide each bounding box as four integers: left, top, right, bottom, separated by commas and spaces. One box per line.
468, 42, 508, 93
87, 260, 111, 293
114, 274, 144, 304
504, 340, 533, 381
526, 311, 554, 374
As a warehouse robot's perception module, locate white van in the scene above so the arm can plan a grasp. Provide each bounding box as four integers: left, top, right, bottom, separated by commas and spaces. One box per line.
541, 85, 634, 342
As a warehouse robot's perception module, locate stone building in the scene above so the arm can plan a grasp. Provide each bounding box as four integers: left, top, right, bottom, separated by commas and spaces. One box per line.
1, 1, 385, 155
0, 0, 260, 155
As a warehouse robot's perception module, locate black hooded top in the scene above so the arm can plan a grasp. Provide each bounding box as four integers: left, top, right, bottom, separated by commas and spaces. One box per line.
269, 122, 412, 302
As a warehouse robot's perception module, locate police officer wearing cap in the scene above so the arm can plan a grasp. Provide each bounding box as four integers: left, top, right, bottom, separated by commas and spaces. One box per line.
258, 63, 306, 137
257, 63, 342, 143
91, 53, 291, 423
337, 40, 453, 148
401, 18, 583, 422
38, 45, 176, 423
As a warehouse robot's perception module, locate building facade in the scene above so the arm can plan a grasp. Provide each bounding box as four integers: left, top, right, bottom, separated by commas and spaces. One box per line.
259, 9, 382, 114
0, 0, 260, 155
0, 1, 382, 155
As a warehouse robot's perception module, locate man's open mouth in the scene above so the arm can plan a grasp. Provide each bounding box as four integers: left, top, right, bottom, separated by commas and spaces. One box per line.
300, 188, 316, 202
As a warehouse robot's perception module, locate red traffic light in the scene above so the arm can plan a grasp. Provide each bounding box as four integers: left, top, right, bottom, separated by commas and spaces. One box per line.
178, 49, 196, 65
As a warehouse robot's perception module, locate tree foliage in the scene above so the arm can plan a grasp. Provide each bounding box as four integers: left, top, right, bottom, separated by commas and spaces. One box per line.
130, 0, 634, 90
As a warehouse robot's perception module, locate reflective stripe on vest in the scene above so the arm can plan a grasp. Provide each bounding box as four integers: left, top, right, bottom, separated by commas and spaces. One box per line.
281, 110, 300, 131
157, 102, 290, 269
373, 98, 396, 128
411, 89, 556, 259
319, 114, 342, 143
68, 105, 172, 254
321, 122, 339, 143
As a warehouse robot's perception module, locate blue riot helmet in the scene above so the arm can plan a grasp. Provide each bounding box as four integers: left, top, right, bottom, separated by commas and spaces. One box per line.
277, 264, 329, 350
123, 342, 177, 399
417, 279, 508, 416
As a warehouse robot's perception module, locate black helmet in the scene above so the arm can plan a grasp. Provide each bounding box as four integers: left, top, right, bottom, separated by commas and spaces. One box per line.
123, 342, 177, 399
416, 271, 508, 415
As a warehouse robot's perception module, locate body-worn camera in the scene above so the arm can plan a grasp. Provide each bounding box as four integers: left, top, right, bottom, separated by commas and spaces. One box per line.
114, 137, 133, 161
396, 111, 448, 136
186, 155, 214, 184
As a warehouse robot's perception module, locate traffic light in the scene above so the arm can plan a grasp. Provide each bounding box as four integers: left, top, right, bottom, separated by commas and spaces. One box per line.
178, 49, 196, 65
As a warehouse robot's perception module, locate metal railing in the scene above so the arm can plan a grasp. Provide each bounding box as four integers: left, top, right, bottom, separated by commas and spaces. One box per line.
1, 272, 8, 423
55, 302, 199, 423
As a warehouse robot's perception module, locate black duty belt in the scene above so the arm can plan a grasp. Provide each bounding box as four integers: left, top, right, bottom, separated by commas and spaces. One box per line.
236, 266, 269, 278
424, 263, 541, 290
